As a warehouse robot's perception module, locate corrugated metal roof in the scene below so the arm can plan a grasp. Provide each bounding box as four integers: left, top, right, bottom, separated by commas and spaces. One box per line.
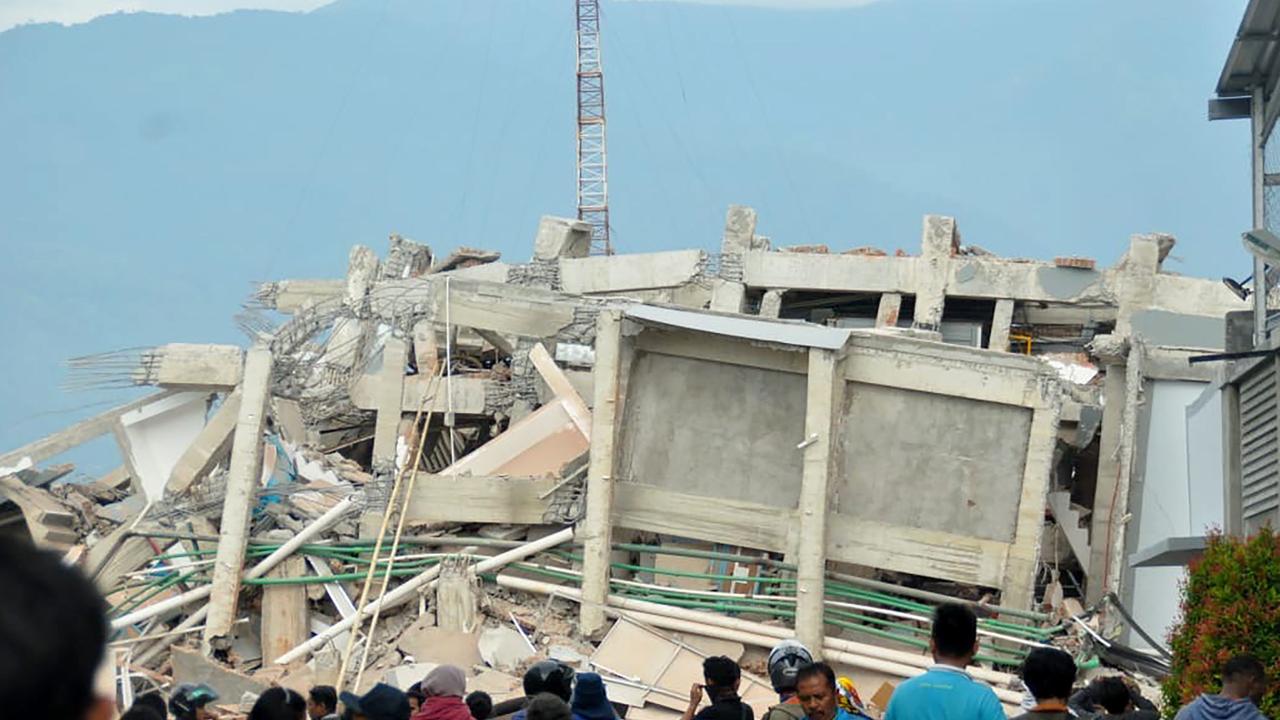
1217, 0, 1280, 97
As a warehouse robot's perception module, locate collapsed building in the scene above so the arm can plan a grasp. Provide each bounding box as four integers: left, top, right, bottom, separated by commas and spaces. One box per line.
0, 207, 1243, 715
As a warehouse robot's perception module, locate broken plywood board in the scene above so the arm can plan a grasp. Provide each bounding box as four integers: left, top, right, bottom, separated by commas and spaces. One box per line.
591, 617, 757, 712
437, 398, 588, 477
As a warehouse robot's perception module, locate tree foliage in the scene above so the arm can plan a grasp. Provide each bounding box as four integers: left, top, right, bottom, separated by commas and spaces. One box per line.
1162, 528, 1280, 717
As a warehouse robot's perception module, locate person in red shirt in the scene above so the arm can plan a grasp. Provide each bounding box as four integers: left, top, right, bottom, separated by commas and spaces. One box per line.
413, 666, 474, 720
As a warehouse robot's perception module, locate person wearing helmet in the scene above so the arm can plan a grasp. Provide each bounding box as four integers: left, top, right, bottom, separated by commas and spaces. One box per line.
760, 640, 813, 720
492, 660, 576, 720
170, 683, 219, 720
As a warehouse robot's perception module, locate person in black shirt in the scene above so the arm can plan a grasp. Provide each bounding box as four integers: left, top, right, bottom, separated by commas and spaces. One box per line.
682, 656, 754, 720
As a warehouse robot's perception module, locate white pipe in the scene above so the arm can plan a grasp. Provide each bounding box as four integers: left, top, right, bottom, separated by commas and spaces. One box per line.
246, 497, 357, 580
274, 526, 577, 664
110, 497, 356, 630
492, 575, 1017, 690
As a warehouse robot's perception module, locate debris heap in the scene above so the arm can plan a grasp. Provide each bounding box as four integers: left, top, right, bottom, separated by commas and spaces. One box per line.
4, 207, 1231, 715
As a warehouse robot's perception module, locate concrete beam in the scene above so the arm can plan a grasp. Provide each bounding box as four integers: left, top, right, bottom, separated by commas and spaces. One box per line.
371, 337, 409, 473
166, 391, 242, 496
875, 293, 902, 329
203, 346, 274, 652
349, 373, 488, 414
560, 250, 705, 295
144, 344, 244, 388
988, 299, 1015, 352
580, 310, 624, 638
372, 277, 582, 339
795, 347, 847, 657
0, 390, 178, 469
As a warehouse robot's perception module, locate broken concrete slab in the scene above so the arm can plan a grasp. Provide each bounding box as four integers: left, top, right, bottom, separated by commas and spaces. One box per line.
172, 646, 269, 700
477, 625, 536, 673
533, 216, 592, 261
395, 619, 484, 669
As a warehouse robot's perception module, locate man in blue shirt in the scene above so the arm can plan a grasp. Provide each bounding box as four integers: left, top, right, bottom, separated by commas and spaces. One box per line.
794, 663, 862, 720
883, 603, 1006, 720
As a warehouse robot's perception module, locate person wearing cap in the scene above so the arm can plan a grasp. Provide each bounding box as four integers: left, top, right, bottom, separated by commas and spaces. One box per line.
496, 660, 576, 720
171, 684, 220, 720
412, 665, 474, 720
761, 640, 813, 720
570, 673, 619, 720
341, 683, 412, 720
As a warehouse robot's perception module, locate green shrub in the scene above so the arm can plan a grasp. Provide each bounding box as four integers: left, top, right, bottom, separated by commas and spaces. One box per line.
1162, 528, 1280, 717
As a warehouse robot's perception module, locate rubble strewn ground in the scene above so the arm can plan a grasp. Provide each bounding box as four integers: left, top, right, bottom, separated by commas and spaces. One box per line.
2, 207, 1221, 716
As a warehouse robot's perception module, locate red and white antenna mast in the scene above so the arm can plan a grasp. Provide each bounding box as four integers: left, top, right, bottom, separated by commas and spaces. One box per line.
575, 0, 612, 255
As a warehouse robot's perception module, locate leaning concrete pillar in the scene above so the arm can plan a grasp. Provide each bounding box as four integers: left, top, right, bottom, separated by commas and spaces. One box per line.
875, 293, 902, 329
203, 345, 274, 653
759, 289, 785, 318
988, 299, 1015, 351
580, 310, 624, 637
795, 346, 847, 659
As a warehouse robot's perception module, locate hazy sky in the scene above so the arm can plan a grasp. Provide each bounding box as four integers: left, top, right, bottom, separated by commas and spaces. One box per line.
0, 0, 1256, 473
0, 0, 882, 32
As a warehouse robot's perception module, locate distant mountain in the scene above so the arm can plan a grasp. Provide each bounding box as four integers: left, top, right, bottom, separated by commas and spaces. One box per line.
0, 0, 1249, 468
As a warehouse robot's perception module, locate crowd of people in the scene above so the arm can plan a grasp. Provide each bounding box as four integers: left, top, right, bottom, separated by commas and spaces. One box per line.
0, 535, 1272, 720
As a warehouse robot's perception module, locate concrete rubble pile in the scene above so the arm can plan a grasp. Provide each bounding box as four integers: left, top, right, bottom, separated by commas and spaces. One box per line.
1, 207, 1240, 716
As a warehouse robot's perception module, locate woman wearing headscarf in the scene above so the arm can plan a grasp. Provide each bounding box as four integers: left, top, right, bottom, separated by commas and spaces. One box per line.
412, 665, 475, 720
570, 673, 619, 720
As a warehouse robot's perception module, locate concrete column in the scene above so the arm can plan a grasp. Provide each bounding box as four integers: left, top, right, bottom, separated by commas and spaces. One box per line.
203, 345, 274, 652
912, 215, 955, 333
720, 205, 757, 257
710, 280, 747, 313
580, 310, 624, 637
1113, 236, 1160, 340
325, 246, 379, 372
988, 299, 1015, 351
261, 532, 307, 665
875, 293, 902, 329
1086, 364, 1127, 604
412, 320, 440, 377
371, 336, 409, 474
795, 346, 847, 659
759, 289, 785, 318
1222, 382, 1243, 536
